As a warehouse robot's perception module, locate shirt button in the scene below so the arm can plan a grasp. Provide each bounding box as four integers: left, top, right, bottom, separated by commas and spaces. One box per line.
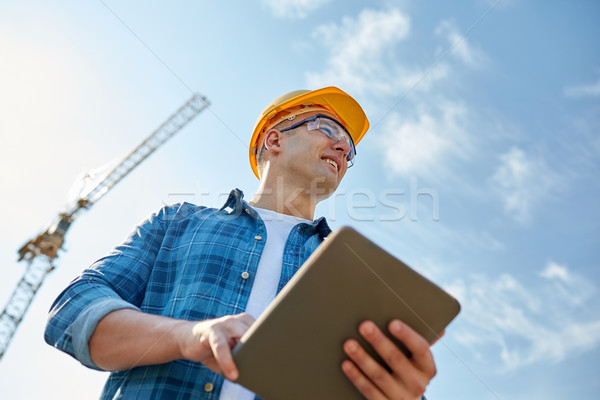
204, 383, 214, 392
241, 271, 250, 279
254, 235, 262, 241
245, 209, 251, 214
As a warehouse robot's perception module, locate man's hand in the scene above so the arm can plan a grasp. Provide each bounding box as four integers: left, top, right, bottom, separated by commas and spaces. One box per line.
89, 309, 254, 378
175, 313, 255, 381
341, 320, 437, 400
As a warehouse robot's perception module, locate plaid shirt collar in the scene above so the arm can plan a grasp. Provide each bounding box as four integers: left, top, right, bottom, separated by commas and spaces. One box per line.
220, 188, 332, 239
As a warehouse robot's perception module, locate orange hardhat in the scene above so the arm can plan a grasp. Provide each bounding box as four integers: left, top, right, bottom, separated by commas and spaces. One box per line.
249, 86, 369, 179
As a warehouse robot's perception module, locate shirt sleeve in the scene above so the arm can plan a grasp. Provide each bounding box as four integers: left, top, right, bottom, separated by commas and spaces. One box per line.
44, 204, 178, 370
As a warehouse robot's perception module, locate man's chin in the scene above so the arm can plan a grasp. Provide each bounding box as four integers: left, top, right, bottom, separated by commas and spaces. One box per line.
306, 175, 340, 201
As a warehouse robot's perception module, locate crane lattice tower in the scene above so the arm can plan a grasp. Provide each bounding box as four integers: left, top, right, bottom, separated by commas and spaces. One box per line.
0, 93, 210, 360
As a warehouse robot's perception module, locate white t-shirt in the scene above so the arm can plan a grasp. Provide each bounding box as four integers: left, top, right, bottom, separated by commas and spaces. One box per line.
218, 207, 311, 400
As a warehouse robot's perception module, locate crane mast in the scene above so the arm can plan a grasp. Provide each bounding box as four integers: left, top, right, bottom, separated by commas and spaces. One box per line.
0, 93, 210, 360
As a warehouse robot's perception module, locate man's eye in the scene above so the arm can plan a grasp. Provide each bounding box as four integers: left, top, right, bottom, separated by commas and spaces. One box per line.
320, 127, 334, 136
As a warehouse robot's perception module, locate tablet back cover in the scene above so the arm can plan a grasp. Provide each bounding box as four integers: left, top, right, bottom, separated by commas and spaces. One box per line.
232, 226, 460, 400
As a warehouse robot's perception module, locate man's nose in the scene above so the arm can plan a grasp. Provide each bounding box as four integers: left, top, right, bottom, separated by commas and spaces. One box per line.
332, 138, 351, 159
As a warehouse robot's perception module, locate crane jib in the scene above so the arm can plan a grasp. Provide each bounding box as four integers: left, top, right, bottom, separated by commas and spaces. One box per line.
0, 93, 210, 360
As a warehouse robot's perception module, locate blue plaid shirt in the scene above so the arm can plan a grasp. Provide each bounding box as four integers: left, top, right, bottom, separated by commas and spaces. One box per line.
45, 188, 331, 399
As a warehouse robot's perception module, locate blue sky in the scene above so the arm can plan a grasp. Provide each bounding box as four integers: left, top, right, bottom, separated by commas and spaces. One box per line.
1, 1, 599, 399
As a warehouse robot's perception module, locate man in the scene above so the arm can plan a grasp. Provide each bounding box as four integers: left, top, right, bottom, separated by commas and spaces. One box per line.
45, 87, 436, 399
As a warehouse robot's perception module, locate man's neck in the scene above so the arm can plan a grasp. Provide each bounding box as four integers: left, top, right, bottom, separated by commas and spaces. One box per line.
249, 176, 317, 221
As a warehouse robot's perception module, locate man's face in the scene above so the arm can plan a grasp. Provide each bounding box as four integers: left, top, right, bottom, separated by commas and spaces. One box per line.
274, 109, 353, 198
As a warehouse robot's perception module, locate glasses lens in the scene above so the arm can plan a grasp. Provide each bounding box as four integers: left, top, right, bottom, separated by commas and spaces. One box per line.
307, 117, 356, 162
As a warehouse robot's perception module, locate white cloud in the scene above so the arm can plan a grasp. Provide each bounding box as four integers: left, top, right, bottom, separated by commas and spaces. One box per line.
379, 101, 469, 176
434, 19, 484, 68
449, 267, 600, 370
564, 73, 600, 98
306, 10, 491, 97
540, 261, 595, 306
490, 147, 559, 224
540, 261, 569, 282
306, 8, 443, 96
305, 8, 491, 181
261, 0, 330, 19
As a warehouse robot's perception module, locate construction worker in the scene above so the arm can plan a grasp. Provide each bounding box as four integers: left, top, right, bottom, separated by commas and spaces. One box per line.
45, 87, 436, 399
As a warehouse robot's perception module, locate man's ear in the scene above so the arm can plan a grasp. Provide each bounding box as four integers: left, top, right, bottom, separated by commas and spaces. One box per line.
264, 129, 283, 154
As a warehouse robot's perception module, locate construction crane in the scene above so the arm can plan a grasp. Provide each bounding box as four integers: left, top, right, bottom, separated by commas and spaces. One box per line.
0, 93, 210, 360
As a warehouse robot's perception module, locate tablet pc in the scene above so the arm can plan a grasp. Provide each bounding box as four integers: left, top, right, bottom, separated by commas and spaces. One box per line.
232, 226, 460, 399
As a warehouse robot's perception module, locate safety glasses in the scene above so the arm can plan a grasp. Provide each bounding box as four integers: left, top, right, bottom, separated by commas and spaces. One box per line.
279, 114, 356, 167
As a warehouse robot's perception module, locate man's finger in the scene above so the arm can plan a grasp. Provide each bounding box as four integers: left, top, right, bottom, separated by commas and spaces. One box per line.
235, 312, 256, 327
209, 333, 238, 381
207, 315, 254, 380
357, 321, 423, 398
341, 358, 386, 400
388, 320, 436, 378
357, 321, 413, 376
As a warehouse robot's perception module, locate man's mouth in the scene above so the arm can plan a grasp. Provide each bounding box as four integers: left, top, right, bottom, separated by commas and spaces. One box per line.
322, 157, 338, 172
